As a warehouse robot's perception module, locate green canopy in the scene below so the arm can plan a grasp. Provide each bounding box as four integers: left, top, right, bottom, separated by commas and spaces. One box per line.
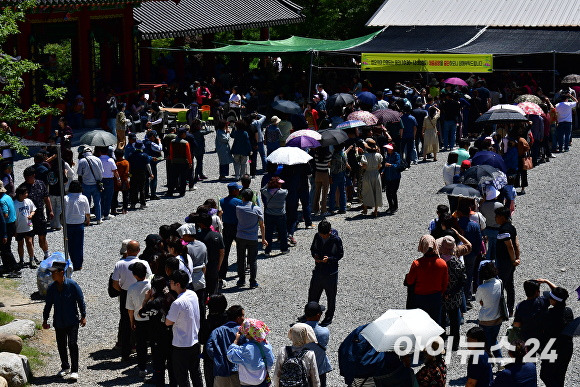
157, 30, 382, 53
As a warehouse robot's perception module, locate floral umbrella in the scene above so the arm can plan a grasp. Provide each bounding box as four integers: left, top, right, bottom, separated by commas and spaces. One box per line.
347, 110, 378, 126
372, 109, 402, 124
514, 94, 542, 105
517, 102, 543, 116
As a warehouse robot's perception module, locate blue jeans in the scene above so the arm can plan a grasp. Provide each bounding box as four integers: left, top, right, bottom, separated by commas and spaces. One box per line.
483, 228, 499, 260
556, 121, 572, 151
414, 292, 442, 326
442, 120, 457, 150
328, 171, 346, 211
480, 324, 502, 359
400, 137, 415, 165
257, 142, 267, 167
101, 178, 114, 217
67, 223, 84, 270
264, 213, 288, 254
82, 183, 101, 221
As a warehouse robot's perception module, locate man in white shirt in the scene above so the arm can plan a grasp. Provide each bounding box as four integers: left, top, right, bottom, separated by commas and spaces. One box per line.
126, 261, 151, 378
166, 269, 203, 387
555, 93, 578, 152
316, 84, 328, 101
96, 146, 120, 220
76, 147, 104, 224
112, 240, 151, 361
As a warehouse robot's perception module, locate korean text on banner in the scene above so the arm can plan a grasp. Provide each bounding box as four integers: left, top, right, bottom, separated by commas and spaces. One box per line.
361, 53, 493, 73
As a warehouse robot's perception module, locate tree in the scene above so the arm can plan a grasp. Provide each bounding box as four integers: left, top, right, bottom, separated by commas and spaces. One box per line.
0, 0, 66, 155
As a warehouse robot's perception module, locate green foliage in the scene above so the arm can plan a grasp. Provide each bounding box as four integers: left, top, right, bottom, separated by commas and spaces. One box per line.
0, 0, 66, 156
42, 40, 73, 84
274, 0, 384, 40
0, 310, 15, 326
21, 343, 45, 370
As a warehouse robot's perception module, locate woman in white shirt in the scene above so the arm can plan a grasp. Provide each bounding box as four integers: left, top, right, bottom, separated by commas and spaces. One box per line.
475, 261, 503, 360
64, 180, 90, 271
273, 323, 320, 387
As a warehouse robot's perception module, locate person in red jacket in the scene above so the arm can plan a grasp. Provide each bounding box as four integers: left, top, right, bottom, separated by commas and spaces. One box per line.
405, 234, 449, 325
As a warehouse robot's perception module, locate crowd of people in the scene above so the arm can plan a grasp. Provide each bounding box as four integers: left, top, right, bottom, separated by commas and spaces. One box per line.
2, 72, 578, 387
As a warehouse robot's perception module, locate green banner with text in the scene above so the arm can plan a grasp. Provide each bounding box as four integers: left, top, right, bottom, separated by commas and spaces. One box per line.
361, 53, 493, 73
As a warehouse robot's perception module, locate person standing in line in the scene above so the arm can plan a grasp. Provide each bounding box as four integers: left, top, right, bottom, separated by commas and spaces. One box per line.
475, 261, 503, 362
359, 139, 383, 218
111, 240, 152, 361
42, 261, 87, 382
479, 188, 504, 261
382, 144, 402, 215
273, 323, 320, 387
206, 305, 247, 387
21, 166, 54, 257
260, 176, 289, 257
96, 146, 120, 221
143, 129, 163, 200
76, 147, 104, 224
422, 106, 440, 162
190, 119, 211, 183
399, 106, 418, 166
494, 206, 521, 316
128, 141, 154, 209
301, 302, 332, 387
327, 144, 349, 215
126, 261, 152, 378
235, 188, 267, 289
312, 146, 332, 216
308, 220, 343, 327
465, 326, 493, 387
13, 186, 36, 268
63, 181, 90, 271
196, 213, 225, 296
554, 93, 577, 152
165, 269, 204, 387
249, 113, 267, 176
0, 181, 19, 276
264, 116, 282, 155
168, 128, 193, 197
231, 120, 252, 181
219, 183, 243, 288
215, 120, 234, 181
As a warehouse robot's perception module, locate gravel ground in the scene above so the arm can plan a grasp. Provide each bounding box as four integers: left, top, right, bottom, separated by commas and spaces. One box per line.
9, 130, 580, 386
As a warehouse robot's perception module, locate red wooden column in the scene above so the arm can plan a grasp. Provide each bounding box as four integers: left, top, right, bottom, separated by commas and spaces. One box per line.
174, 36, 186, 82
77, 7, 93, 117
17, 21, 32, 121
100, 40, 113, 86
202, 33, 215, 77
260, 27, 270, 40
122, 6, 135, 91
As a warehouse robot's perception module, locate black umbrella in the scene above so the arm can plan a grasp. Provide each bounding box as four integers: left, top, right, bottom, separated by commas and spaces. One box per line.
318, 129, 348, 146
272, 100, 302, 115
437, 184, 481, 199
460, 165, 507, 189
326, 93, 355, 112
475, 109, 528, 124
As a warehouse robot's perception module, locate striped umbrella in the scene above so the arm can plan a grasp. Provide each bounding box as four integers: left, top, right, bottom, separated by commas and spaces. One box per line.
347, 110, 378, 126
335, 120, 367, 130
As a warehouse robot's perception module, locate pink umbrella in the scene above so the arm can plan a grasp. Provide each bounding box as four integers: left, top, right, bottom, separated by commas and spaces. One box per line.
347, 110, 378, 126
517, 102, 543, 116
444, 77, 468, 87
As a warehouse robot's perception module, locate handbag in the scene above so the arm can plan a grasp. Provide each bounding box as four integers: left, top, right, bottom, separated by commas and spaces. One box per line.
498, 279, 509, 321
107, 273, 120, 298
522, 155, 533, 170
86, 158, 104, 192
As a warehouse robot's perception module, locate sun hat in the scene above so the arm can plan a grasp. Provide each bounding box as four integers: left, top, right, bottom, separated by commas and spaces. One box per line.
239, 318, 270, 342
271, 116, 281, 125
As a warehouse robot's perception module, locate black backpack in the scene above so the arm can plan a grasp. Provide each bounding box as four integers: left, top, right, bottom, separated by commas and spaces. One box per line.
279, 346, 310, 387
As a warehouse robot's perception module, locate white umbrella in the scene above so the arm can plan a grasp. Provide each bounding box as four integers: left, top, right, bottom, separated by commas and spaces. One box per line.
266, 147, 312, 165
488, 104, 526, 116
361, 309, 444, 352
286, 129, 322, 142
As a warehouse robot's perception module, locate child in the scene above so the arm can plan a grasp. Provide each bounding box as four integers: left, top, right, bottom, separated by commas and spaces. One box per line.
265, 116, 282, 155
14, 186, 36, 268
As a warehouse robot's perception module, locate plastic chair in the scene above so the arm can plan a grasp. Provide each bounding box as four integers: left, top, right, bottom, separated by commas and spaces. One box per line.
177, 110, 188, 124
200, 105, 211, 121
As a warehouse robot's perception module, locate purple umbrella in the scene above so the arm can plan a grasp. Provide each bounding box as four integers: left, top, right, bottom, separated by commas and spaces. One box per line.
356, 91, 378, 106
471, 151, 507, 173
444, 77, 468, 87
286, 136, 321, 149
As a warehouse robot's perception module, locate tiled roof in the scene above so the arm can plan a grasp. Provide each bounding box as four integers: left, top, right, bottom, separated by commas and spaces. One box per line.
3, 0, 147, 6
134, 0, 304, 40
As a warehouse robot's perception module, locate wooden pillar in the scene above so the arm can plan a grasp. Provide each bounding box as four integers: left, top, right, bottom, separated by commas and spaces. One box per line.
174, 36, 186, 82
100, 40, 113, 87
259, 27, 270, 41
17, 21, 32, 121
77, 7, 93, 117
122, 6, 135, 91
202, 33, 215, 77
233, 30, 243, 77
139, 39, 152, 82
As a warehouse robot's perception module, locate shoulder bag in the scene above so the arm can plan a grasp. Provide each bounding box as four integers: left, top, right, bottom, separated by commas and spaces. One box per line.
86, 158, 104, 192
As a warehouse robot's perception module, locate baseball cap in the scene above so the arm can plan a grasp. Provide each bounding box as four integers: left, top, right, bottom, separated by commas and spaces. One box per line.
227, 182, 242, 190
384, 143, 394, 150
48, 261, 66, 272
119, 239, 132, 255
128, 261, 147, 278
177, 223, 197, 238
146, 130, 158, 137
304, 301, 325, 317
177, 127, 188, 135
461, 160, 471, 169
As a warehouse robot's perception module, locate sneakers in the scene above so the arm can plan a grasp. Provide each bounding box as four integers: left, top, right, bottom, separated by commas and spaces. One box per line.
29, 259, 37, 269
249, 282, 259, 289
57, 368, 70, 378
68, 372, 78, 381
264, 252, 271, 257
288, 236, 297, 245
236, 281, 246, 287
280, 250, 290, 255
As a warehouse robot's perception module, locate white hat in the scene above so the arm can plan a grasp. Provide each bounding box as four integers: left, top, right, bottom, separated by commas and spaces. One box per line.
485, 186, 499, 201
177, 224, 197, 238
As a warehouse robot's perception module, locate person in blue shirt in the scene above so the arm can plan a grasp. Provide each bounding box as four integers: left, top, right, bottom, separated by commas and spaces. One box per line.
206, 305, 247, 386
0, 182, 19, 276
302, 301, 332, 387
219, 183, 243, 287
491, 340, 537, 387
399, 106, 418, 166
466, 326, 493, 387
42, 261, 87, 381
456, 200, 483, 301
382, 144, 402, 214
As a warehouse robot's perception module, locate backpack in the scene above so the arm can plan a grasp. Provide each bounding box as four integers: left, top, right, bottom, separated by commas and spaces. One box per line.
279, 346, 310, 387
